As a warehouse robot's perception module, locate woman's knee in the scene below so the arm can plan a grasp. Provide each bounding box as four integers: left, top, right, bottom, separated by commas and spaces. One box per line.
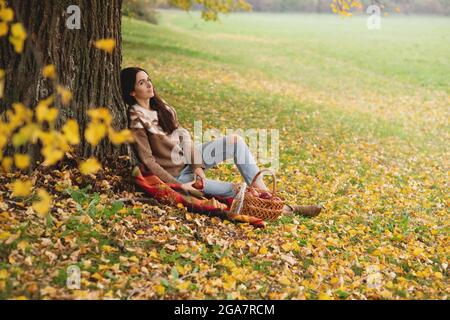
203, 179, 235, 198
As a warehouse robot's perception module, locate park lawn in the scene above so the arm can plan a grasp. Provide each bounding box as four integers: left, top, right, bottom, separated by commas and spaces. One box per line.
1, 11, 448, 300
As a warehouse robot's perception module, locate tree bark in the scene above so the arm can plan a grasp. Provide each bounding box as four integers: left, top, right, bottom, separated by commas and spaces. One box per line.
0, 0, 137, 170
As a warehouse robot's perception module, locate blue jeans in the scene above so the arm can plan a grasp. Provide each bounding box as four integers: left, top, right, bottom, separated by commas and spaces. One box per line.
175, 135, 262, 198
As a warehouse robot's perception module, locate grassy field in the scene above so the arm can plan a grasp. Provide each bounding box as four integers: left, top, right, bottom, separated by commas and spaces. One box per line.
1, 11, 448, 300
121, 11, 449, 299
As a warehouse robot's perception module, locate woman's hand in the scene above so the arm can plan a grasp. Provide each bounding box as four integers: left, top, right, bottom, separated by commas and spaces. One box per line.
193, 168, 206, 190
180, 181, 198, 194
180, 180, 204, 198
194, 167, 206, 180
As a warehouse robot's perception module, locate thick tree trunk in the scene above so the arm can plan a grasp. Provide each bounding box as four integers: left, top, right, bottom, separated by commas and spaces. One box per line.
0, 0, 137, 170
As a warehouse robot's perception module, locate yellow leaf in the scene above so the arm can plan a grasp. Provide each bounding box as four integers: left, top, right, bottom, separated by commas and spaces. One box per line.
0, 22, 8, 37
32, 188, 52, 218
79, 158, 102, 175
85, 122, 107, 146
12, 124, 40, 147
94, 38, 116, 53
176, 263, 186, 275
109, 128, 133, 145
318, 293, 332, 300
176, 280, 190, 292
154, 284, 165, 295
14, 153, 30, 169
136, 230, 145, 235
17, 240, 28, 251
412, 248, 424, 257
330, 277, 340, 285
9, 23, 27, 53
372, 249, 382, 257
35, 98, 58, 123
42, 65, 56, 80
278, 275, 291, 286
57, 85, 72, 105
10, 22, 26, 39
0, 269, 9, 280
233, 240, 245, 249
258, 245, 268, 255
281, 242, 292, 252
8, 103, 32, 126
87, 108, 112, 125
0, 232, 11, 241
101, 245, 116, 253
41, 146, 64, 166
62, 119, 80, 145
434, 272, 443, 280
10, 179, 33, 197
0, 7, 14, 22
222, 275, 236, 290
1, 157, 12, 172
129, 256, 139, 263
91, 272, 103, 281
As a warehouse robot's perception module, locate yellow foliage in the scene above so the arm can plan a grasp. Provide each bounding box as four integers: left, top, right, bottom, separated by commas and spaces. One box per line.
36, 100, 58, 123
9, 23, 27, 53
12, 124, 40, 147
10, 179, 33, 197
41, 146, 65, 166
318, 293, 333, 300
42, 65, 56, 80
7, 103, 32, 129
109, 128, 133, 145
1, 156, 12, 172
87, 108, 112, 125
62, 120, 80, 145
278, 275, 291, 286
85, 122, 107, 146
154, 284, 165, 295
14, 153, 30, 169
56, 85, 73, 105
94, 39, 116, 53
0, 22, 7, 37
79, 157, 102, 175
258, 245, 268, 255
0, 7, 13, 22
32, 188, 52, 218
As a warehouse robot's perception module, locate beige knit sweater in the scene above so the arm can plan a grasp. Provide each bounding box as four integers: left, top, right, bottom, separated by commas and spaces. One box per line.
129, 104, 205, 184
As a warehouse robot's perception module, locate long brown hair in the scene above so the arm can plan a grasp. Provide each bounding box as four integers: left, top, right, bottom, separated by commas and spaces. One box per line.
120, 67, 179, 134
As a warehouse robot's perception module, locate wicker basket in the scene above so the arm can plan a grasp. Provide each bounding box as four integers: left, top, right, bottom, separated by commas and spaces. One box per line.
230, 169, 285, 221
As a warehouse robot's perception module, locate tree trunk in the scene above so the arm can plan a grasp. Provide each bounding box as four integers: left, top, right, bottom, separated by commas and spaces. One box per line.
0, 0, 137, 170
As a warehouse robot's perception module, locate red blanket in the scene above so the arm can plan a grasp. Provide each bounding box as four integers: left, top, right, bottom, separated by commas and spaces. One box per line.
132, 165, 265, 228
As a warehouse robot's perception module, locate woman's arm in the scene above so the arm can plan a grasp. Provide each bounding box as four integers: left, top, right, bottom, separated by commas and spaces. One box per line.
131, 128, 180, 184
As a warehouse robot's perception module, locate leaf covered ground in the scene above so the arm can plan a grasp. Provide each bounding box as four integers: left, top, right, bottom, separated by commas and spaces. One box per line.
1, 12, 449, 299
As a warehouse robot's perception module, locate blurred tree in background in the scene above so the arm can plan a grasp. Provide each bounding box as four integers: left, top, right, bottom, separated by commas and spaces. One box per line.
143, 0, 450, 16
122, 0, 164, 24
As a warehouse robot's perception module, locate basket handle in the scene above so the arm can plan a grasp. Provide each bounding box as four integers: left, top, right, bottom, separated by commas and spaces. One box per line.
249, 169, 277, 198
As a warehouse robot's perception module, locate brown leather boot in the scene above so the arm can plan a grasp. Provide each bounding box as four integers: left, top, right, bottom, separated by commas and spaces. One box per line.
284, 204, 323, 217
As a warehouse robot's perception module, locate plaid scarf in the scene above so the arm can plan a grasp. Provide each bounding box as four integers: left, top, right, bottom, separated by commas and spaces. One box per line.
132, 165, 265, 228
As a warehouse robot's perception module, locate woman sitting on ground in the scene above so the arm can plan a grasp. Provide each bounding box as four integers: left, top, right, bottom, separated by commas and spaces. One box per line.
120, 67, 322, 217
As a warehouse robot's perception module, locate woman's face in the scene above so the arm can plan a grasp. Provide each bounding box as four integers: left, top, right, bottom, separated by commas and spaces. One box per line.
131, 71, 154, 101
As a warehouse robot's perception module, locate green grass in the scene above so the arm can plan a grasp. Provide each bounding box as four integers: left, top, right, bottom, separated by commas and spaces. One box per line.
118, 11, 449, 299
123, 11, 449, 148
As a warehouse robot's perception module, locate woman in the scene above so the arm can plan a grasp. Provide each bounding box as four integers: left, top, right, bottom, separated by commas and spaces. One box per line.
120, 67, 322, 217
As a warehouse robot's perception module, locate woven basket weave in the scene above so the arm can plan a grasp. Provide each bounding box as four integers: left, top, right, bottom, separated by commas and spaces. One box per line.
230, 169, 285, 221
